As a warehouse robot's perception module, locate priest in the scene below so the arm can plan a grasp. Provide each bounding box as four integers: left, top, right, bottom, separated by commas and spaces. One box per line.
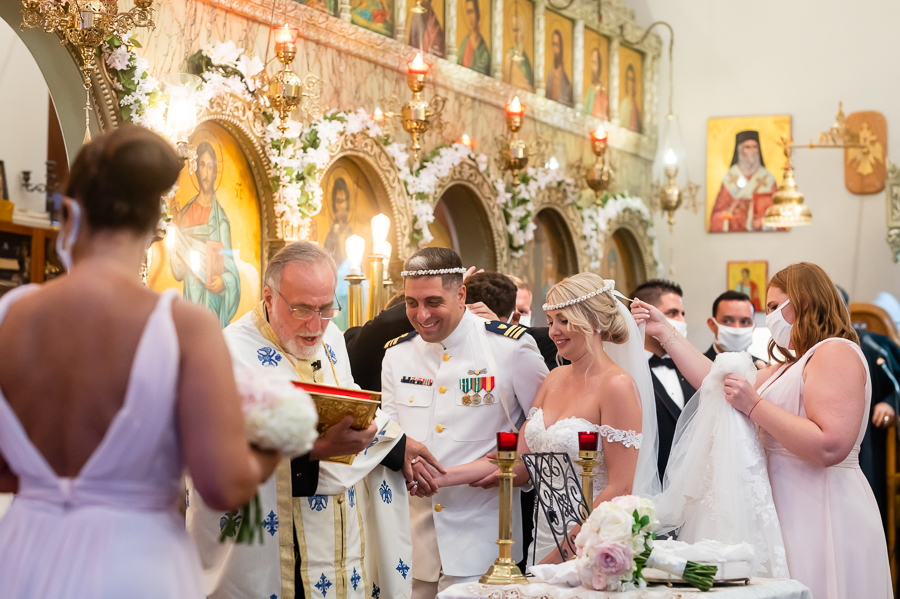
709, 130, 777, 232
187, 242, 438, 599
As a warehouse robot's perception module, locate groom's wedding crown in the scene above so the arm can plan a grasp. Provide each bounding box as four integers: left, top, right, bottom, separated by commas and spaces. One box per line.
542, 280, 615, 311
401, 267, 468, 277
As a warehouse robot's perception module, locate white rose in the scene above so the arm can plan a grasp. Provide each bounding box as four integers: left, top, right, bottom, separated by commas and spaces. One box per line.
594, 505, 634, 544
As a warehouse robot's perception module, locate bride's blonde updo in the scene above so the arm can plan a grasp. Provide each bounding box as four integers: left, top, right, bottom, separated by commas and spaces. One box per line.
544, 273, 629, 345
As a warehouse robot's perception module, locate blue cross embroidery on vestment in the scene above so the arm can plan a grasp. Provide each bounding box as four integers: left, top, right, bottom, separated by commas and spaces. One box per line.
219, 510, 242, 537
371, 583, 380, 599
263, 510, 279, 536
348, 486, 355, 508
270, 595, 278, 599
257, 347, 282, 367
396, 558, 410, 579
308, 495, 329, 511
350, 567, 361, 590
315, 573, 332, 597
379, 480, 392, 504
325, 342, 337, 365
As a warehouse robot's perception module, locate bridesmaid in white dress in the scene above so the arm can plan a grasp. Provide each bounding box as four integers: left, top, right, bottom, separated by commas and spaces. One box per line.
632, 262, 892, 599
423, 273, 658, 565
0, 126, 280, 598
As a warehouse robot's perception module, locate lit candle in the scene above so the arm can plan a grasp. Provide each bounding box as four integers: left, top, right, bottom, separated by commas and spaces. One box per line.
459, 134, 474, 149
273, 24, 300, 45
372, 107, 385, 122
664, 148, 678, 165
407, 52, 430, 76
589, 124, 608, 143
497, 431, 518, 452
345, 235, 365, 275
504, 96, 526, 117
371, 213, 391, 251
578, 431, 599, 452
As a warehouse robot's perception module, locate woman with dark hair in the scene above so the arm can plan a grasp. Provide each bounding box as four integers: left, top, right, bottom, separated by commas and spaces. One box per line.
632, 262, 892, 598
0, 125, 279, 598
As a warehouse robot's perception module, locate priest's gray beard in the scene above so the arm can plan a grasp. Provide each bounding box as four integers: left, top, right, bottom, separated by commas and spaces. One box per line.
738, 150, 761, 179
272, 319, 325, 361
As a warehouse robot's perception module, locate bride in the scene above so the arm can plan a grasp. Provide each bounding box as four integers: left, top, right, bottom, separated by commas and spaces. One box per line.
421, 273, 658, 565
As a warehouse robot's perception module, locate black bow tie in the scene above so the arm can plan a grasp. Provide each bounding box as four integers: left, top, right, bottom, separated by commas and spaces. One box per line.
649, 354, 677, 370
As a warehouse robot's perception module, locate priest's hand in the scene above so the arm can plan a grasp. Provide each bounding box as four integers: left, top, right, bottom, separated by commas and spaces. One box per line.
403, 437, 445, 485
309, 415, 378, 461
409, 460, 440, 497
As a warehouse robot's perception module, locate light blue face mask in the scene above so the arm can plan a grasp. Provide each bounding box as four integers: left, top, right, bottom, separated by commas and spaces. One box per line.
55, 200, 81, 272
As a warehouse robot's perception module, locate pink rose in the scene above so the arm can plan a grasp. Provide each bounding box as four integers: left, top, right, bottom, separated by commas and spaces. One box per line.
595, 542, 633, 576
590, 569, 608, 590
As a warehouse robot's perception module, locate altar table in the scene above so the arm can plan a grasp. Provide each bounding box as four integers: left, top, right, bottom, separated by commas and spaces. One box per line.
437, 578, 812, 599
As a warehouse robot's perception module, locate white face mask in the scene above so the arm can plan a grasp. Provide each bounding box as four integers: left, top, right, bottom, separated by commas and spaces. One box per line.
715, 323, 755, 353
517, 313, 532, 327
765, 299, 793, 348
56, 200, 81, 272
667, 318, 688, 339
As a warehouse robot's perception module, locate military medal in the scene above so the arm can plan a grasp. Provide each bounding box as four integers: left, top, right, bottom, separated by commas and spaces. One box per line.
482, 376, 495, 404
471, 377, 482, 405
460, 378, 472, 406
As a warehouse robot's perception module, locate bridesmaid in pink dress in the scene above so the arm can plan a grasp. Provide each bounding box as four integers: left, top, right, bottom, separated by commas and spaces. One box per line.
632, 262, 892, 598
0, 125, 280, 598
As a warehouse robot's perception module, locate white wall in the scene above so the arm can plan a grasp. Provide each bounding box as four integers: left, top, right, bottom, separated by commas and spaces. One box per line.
0, 17, 49, 213
630, 0, 900, 351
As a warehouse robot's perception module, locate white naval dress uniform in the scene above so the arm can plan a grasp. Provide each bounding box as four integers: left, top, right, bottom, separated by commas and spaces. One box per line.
381, 309, 548, 595
186, 307, 412, 599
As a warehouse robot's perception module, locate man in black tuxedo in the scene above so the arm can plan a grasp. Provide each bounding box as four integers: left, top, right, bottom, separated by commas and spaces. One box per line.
703, 290, 765, 365
631, 279, 695, 479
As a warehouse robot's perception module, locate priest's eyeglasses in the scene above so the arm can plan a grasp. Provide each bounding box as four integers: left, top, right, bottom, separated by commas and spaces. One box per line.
276, 290, 342, 321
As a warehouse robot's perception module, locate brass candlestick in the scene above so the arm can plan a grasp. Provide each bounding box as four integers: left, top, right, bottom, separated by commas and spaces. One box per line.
367, 254, 386, 320
574, 449, 600, 516
345, 273, 366, 327
480, 450, 528, 585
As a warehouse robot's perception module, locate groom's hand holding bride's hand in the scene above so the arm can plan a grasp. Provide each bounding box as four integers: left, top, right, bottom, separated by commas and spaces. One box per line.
403, 438, 445, 497
724, 373, 762, 415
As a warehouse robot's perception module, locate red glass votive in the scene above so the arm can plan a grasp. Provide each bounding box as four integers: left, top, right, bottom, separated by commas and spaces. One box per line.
578, 431, 599, 452
589, 125, 608, 144
273, 24, 300, 45
504, 96, 526, 118
497, 432, 518, 452
407, 52, 430, 75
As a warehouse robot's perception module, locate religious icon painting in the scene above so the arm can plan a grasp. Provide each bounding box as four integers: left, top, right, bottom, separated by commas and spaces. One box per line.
617, 45, 643, 133
407, 0, 445, 57
582, 29, 609, 120
726, 260, 768, 313
456, 0, 491, 75
543, 10, 574, 107
706, 115, 791, 233
351, 0, 395, 37
501, 0, 535, 93
312, 157, 385, 331
148, 121, 263, 328
298, 0, 336, 16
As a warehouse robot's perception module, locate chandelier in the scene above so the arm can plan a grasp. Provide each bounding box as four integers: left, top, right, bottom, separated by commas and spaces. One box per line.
21, 0, 156, 142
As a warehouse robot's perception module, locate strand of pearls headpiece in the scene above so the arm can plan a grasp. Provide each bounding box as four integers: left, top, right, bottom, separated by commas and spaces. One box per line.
401, 267, 468, 277
542, 280, 615, 311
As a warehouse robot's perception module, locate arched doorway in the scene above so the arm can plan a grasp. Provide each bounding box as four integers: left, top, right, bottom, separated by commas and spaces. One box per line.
523, 208, 579, 326
601, 227, 647, 297
429, 183, 498, 271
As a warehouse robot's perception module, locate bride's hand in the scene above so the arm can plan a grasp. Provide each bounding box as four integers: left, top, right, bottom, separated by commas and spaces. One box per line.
630, 298, 671, 341
724, 373, 761, 415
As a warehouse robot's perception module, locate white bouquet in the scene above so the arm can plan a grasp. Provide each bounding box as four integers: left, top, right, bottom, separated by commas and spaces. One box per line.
221, 369, 319, 544
573, 496, 717, 592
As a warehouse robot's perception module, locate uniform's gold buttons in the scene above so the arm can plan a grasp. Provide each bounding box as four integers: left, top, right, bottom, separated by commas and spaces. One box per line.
439, 385, 447, 394
434, 504, 443, 512
408, 397, 414, 403
436, 425, 444, 433
442, 353, 450, 362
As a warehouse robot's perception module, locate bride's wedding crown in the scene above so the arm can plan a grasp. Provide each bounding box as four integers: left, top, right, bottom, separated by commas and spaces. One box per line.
542, 280, 615, 311
401, 267, 468, 277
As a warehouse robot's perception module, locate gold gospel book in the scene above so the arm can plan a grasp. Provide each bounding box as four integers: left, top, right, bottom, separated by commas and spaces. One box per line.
292, 382, 381, 464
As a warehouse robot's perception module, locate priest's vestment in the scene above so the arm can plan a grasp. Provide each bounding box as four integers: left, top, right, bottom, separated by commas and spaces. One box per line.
186, 305, 412, 599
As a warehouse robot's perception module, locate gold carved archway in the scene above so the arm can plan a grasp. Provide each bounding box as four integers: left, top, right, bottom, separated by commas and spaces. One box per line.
603, 208, 658, 282
532, 188, 589, 274
430, 160, 510, 273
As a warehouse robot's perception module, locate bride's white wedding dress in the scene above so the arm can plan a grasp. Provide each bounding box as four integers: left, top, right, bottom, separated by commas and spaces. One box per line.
524, 407, 642, 565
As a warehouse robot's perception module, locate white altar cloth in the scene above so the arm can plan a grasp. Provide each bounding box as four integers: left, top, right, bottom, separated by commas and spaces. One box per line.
437, 578, 811, 599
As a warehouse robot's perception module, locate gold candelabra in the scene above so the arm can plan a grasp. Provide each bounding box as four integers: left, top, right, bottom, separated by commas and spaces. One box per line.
480, 434, 528, 585
266, 25, 323, 138
374, 53, 446, 163
585, 125, 613, 196
574, 432, 600, 517
21, 0, 156, 142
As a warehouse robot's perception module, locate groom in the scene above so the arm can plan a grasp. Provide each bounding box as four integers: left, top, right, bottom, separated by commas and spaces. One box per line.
380, 248, 548, 598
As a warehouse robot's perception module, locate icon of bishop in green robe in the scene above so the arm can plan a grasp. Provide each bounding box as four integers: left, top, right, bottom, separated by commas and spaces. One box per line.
458, 0, 490, 75
168, 142, 240, 328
